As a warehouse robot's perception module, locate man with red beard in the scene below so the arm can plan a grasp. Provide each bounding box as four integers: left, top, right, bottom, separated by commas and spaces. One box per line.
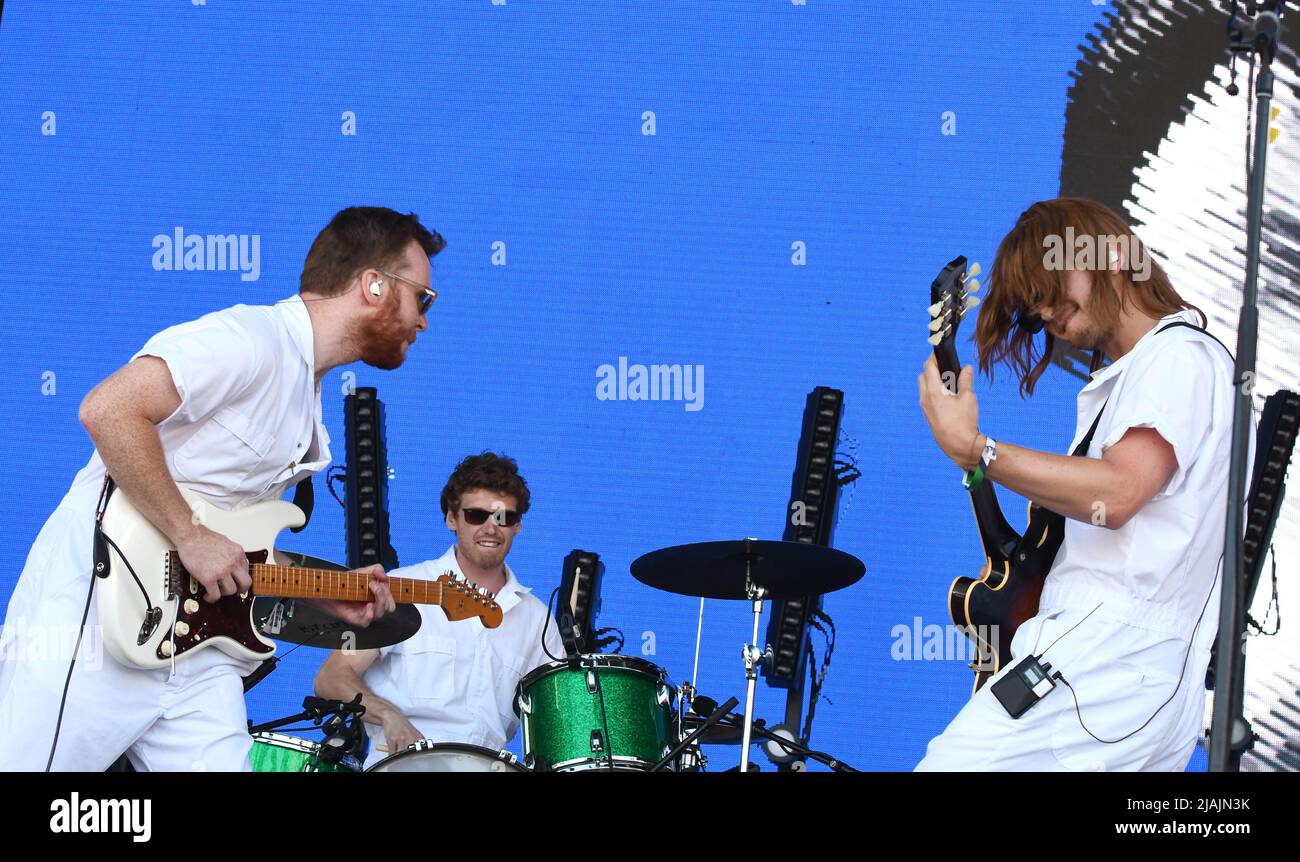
315, 452, 563, 767
0, 206, 439, 770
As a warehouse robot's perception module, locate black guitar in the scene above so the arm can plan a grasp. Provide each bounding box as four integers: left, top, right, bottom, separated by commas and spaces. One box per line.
927, 256, 1072, 695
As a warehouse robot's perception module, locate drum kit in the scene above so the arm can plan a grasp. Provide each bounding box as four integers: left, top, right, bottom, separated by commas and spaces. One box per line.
247, 539, 865, 773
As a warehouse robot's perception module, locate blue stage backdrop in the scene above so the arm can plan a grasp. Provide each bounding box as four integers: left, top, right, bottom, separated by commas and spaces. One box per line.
15, 0, 1298, 772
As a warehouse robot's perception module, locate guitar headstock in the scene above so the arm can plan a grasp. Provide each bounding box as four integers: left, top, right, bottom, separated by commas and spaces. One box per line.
927, 256, 981, 387
437, 571, 505, 629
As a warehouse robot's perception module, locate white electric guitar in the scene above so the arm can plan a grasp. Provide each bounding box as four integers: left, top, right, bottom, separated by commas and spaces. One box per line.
95, 486, 502, 669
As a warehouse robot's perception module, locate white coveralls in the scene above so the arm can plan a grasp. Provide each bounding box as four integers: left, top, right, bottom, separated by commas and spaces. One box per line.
360, 545, 564, 768
0, 297, 330, 771
917, 310, 1240, 771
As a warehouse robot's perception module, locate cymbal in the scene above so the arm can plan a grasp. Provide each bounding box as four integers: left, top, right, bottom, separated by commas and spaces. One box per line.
630, 539, 865, 600
252, 551, 422, 651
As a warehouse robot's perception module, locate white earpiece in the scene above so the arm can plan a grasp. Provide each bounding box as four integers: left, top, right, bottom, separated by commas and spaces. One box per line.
369, 280, 383, 296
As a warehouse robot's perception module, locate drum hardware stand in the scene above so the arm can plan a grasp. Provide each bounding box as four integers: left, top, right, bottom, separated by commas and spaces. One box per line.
247, 695, 368, 767
699, 712, 859, 773
247, 695, 365, 734
651, 695, 741, 772
740, 561, 773, 774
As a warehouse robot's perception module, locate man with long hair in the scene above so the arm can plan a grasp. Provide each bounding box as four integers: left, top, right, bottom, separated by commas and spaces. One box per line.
915, 198, 1239, 770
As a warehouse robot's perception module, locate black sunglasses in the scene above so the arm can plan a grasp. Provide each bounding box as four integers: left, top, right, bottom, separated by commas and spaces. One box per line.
461, 507, 521, 527
1016, 311, 1045, 334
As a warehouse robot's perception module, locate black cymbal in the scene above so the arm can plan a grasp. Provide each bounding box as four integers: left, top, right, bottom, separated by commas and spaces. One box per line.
252, 551, 422, 651
630, 539, 865, 600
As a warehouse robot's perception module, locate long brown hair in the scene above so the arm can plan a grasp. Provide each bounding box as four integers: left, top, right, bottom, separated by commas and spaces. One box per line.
974, 197, 1203, 396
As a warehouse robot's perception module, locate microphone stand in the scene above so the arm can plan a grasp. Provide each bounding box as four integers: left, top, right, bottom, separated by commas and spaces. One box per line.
1209, 0, 1286, 772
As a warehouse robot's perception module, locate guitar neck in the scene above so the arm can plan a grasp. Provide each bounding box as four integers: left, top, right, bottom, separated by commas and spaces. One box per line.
933, 349, 1021, 562
251, 565, 444, 605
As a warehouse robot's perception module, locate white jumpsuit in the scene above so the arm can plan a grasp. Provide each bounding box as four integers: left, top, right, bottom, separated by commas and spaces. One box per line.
917, 310, 1240, 771
0, 297, 330, 771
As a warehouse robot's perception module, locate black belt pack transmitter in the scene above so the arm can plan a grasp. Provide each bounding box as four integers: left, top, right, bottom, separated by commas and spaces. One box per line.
991, 655, 1057, 718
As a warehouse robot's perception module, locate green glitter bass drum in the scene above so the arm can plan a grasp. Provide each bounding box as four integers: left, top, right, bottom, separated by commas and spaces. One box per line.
516, 654, 677, 772
248, 732, 359, 773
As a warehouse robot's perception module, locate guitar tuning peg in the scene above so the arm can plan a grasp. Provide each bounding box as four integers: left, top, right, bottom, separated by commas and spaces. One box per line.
967, 262, 982, 279
927, 300, 944, 317
963, 295, 980, 311
928, 317, 944, 333
927, 331, 943, 347
964, 278, 980, 294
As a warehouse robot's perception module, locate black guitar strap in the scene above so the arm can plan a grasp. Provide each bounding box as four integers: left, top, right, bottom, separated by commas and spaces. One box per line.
92, 475, 117, 579
1069, 319, 1233, 459
289, 474, 314, 533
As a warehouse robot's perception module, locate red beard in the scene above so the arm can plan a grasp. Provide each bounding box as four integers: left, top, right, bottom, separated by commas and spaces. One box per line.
354, 306, 410, 370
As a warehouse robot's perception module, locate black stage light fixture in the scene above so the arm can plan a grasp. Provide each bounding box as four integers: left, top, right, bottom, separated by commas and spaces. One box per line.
1207, 388, 1298, 689
344, 387, 399, 572
557, 549, 605, 655
764, 386, 850, 689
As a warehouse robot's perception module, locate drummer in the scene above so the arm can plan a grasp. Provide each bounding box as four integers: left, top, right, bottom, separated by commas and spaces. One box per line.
314, 451, 564, 767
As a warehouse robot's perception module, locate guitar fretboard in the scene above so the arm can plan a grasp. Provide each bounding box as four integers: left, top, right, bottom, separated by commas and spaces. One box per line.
251, 565, 447, 605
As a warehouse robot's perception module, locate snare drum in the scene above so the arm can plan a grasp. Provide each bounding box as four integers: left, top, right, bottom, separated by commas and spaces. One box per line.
365, 740, 527, 772
248, 732, 358, 773
516, 654, 677, 772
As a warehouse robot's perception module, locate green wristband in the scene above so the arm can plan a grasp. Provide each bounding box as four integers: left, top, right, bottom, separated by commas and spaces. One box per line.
962, 462, 985, 492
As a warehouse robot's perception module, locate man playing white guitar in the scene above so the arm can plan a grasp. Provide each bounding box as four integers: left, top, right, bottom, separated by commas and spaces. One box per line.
916, 198, 1241, 771
0, 206, 442, 771
314, 452, 563, 767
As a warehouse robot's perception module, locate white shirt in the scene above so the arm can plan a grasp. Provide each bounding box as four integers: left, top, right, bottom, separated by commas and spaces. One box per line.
361, 545, 564, 765
2, 295, 330, 680
918, 309, 1246, 771
1042, 308, 1242, 651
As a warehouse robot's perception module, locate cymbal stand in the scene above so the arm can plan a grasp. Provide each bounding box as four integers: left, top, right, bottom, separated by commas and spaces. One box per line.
739, 559, 772, 773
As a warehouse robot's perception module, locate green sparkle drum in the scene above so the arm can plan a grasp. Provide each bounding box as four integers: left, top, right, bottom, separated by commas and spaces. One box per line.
248, 732, 357, 773
516, 655, 677, 772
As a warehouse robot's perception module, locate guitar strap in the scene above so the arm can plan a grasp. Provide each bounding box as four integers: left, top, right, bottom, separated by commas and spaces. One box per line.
289, 474, 314, 532
1069, 319, 1233, 459
92, 475, 117, 579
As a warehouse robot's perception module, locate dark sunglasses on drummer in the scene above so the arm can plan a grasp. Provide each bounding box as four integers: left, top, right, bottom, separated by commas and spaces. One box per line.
461, 507, 521, 527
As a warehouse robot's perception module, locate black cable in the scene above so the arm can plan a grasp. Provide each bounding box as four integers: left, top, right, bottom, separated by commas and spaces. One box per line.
541, 586, 564, 662
45, 564, 96, 772
1053, 553, 1223, 746
1246, 544, 1281, 636
802, 609, 836, 741
592, 626, 624, 654
48, 479, 123, 771
97, 529, 154, 615
325, 466, 347, 509
1036, 602, 1104, 658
